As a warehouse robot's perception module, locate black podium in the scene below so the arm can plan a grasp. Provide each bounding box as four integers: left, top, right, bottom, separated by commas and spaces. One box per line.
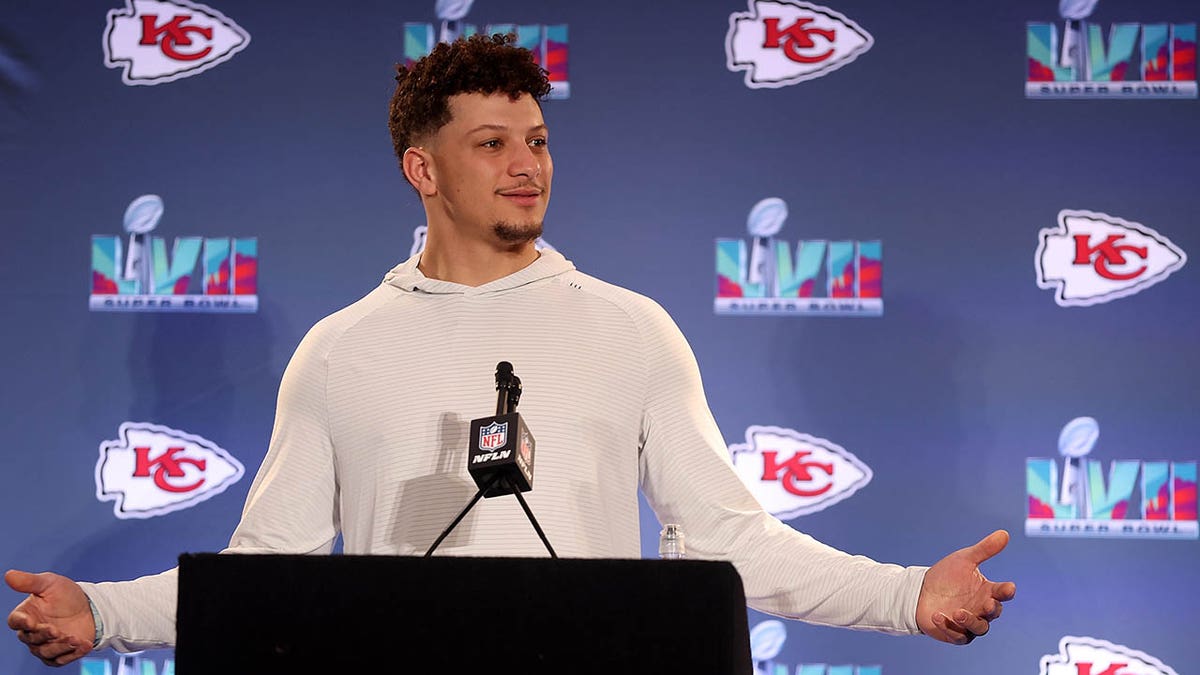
176, 553, 752, 674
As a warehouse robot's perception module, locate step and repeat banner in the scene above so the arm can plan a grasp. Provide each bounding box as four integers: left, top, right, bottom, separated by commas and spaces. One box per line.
1, 0, 1196, 673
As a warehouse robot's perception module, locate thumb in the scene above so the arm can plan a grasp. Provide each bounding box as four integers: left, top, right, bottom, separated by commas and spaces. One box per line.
5, 570, 53, 595
965, 529, 1009, 565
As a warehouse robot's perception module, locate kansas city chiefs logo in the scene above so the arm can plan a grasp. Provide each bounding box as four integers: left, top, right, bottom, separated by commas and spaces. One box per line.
1036, 210, 1187, 307
725, 0, 873, 89
103, 0, 250, 86
95, 422, 244, 519
729, 425, 871, 519
1041, 636, 1179, 675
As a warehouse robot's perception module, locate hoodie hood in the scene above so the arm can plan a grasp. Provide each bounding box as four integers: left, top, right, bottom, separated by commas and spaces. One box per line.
382, 249, 576, 296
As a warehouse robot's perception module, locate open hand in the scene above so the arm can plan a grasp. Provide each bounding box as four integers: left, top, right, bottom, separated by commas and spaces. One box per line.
6, 570, 94, 667
916, 530, 1016, 645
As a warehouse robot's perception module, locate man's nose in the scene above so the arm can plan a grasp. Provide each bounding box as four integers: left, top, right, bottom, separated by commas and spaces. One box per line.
509, 144, 542, 179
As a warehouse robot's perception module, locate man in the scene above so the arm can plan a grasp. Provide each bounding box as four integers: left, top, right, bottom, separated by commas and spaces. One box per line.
7, 34, 1014, 667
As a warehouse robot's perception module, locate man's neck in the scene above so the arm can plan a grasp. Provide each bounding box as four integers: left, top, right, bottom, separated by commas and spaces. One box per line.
418, 233, 540, 287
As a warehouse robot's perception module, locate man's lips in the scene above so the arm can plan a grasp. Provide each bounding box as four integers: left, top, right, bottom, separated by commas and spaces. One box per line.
498, 187, 544, 205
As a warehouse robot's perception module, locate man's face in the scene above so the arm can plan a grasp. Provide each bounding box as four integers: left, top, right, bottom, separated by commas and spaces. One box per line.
422, 92, 553, 245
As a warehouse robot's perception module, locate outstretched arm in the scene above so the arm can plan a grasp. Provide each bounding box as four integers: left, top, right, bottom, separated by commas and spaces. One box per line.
916, 530, 1017, 644
6, 570, 94, 667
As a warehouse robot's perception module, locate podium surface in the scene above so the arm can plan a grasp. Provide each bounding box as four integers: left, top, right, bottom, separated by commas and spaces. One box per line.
177, 553, 752, 674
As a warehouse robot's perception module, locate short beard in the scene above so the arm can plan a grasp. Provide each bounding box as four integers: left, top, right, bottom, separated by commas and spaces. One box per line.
493, 221, 543, 244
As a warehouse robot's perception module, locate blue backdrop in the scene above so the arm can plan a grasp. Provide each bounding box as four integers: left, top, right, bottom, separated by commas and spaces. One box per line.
1, 0, 1196, 673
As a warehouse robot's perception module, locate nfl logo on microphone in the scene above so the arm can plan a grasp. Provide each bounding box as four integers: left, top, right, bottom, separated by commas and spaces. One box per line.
480, 422, 508, 450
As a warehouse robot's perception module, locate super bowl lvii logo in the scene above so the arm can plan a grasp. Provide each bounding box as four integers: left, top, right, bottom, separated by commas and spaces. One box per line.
1026, 0, 1196, 99
403, 0, 569, 98
81, 655, 175, 675
1026, 417, 1197, 539
716, 198, 882, 316
91, 194, 258, 312
750, 620, 882, 675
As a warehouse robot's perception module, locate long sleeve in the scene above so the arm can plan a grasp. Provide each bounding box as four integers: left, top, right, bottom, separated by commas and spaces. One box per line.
81, 316, 342, 651
633, 300, 926, 635
78, 570, 177, 652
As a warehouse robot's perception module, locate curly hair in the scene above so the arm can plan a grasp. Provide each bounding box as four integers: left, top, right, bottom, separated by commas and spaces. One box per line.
388, 33, 552, 161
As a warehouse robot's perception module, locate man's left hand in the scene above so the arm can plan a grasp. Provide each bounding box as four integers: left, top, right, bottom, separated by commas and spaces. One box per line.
916, 529, 1016, 645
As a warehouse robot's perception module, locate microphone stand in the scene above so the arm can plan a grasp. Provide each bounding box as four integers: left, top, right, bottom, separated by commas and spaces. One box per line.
425, 365, 557, 558
503, 474, 557, 558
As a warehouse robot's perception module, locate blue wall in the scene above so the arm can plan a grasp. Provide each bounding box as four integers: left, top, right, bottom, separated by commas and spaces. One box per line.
1, 0, 1196, 673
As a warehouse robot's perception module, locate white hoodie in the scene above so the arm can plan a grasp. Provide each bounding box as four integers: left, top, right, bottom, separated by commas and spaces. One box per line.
81, 250, 925, 651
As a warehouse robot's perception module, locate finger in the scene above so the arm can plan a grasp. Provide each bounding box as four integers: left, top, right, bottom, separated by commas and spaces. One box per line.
52, 647, 87, 667
938, 610, 979, 639
982, 598, 1003, 621
965, 530, 1010, 565
39, 649, 84, 669
16, 623, 62, 646
8, 609, 35, 631
991, 580, 1017, 601
952, 609, 990, 637
4, 570, 52, 596
934, 613, 972, 645
933, 612, 974, 646
34, 640, 76, 662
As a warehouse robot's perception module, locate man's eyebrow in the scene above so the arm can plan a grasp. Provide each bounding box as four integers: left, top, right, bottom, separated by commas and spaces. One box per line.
466, 123, 549, 134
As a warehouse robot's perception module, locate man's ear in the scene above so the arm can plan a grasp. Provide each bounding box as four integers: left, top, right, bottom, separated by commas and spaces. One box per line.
402, 146, 438, 197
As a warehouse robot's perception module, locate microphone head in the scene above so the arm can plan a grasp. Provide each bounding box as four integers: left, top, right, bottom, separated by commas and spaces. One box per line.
495, 361, 514, 387
507, 375, 523, 410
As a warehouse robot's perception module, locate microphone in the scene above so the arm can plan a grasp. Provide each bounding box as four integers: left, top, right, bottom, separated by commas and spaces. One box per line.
425, 361, 555, 557
494, 361, 521, 415
468, 361, 535, 497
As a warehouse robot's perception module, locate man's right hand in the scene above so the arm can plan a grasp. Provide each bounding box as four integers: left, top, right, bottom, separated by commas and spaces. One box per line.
6, 569, 94, 667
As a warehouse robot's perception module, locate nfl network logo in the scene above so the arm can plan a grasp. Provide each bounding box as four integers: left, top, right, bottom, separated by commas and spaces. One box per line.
479, 421, 508, 450
1026, 417, 1197, 540
404, 0, 569, 98
91, 194, 258, 313
1026, 0, 1196, 99
716, 197, 882, 316
103, 0, 250, 86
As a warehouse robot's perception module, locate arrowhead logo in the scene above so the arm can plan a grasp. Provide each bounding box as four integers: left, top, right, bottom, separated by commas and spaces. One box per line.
729, 425, 872, 519
1036, 210, 1187, 307
103, 0, 250, 86
95, 422, 244, 519
1041, 636, 1179, 675
725, 0, 873, 89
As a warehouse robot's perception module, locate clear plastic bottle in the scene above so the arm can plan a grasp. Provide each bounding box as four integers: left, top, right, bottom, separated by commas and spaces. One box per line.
658, 523, 686, 560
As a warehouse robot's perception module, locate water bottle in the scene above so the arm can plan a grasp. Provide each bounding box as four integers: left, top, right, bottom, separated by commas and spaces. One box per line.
658, 523, 686, 560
